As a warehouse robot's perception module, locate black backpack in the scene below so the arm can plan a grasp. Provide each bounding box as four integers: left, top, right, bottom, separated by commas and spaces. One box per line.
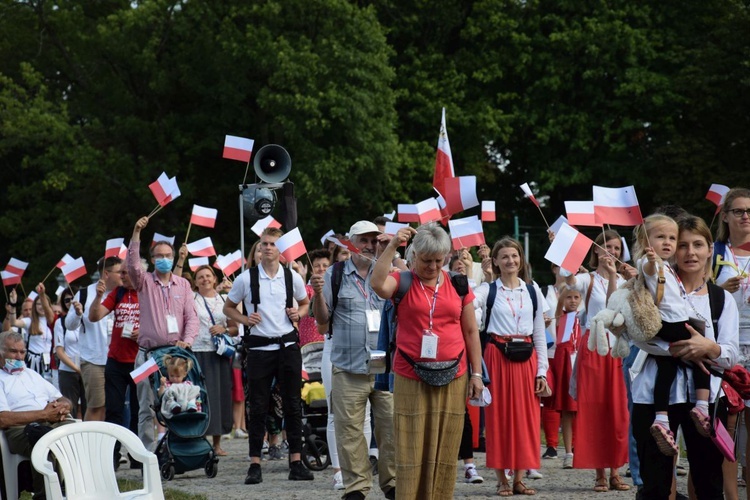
479, 282, 538, 351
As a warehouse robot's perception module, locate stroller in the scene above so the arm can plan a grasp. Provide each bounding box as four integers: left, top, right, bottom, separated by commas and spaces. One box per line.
148, 345, 219, 480
300, 341, 330, 471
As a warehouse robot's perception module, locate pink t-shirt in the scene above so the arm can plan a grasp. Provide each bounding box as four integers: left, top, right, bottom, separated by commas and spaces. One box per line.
391, 270, 474, 381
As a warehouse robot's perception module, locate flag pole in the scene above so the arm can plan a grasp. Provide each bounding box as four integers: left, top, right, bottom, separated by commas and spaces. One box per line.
592, 241, 628, 269
41, 265, 57, 284
184, 222, 193, 247
18, 280, 26, 297
536, 206, 551, 229
709, 210, 719, 232
148, 204, 164, 218
3, 285, 7, 303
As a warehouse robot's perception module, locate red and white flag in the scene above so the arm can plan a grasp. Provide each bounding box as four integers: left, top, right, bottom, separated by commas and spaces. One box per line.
544, 223, 593, 273
149, 172, 181, 206
105, 238, 125, 258
565, 201, 601, 227
448, 216, 485, 250
118, 245, 128, 260
61, 257, 87, 283
549, 215, 568, 236
27, 291, 38, 303
383, 211, 396, 221
432, 108, 455, 198
186, 237, 216, 257
55, 286, 65, 298
251, 215, 282, 236
221, 250, 244, 276
440, 176, 479, 216
1, 270, 21, 286
320, 229, 335, 246
5, 258, 28, 277
481, 201, 496, 222
190, 205, 218, 228
188, 257, 209, 271
130, 358, 160, 384
592, 185, 643, 226
223, 135, 255, 163
384, 221, 409, 236
706, 184, 730, 214
152, 233, 175, 247
328, 237, 360, 255
520, 182, 540, 208
275, 228, 307, 263
415, 198, 442, 224
212, 254, 225, 271
397, 204, 419, 223
557, 311, 577, 344
56, 254, 74, 269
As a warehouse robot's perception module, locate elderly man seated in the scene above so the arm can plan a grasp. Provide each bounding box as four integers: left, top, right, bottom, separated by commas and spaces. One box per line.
0, 330, 73, 500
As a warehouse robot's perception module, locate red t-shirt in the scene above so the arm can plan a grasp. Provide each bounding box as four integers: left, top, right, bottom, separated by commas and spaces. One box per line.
103, 288, 140, 363
392, 270, 474, 381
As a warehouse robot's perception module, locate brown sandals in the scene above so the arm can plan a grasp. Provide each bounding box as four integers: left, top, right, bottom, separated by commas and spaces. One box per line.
609, 476, 631, 491
497, 481, 513, 497
594, 477, 609, 492
513, 481, 537, 495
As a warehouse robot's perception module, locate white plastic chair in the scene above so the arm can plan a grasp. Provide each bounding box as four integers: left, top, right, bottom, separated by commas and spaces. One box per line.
30, 421, 164, 500
0, 429, 30, 500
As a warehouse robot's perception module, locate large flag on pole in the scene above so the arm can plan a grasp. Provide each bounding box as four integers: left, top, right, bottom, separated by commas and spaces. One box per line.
592, 186, 643, 226
432, 108, 455, 198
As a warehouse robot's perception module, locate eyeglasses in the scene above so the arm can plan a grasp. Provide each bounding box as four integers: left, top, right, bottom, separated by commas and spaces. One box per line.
63, 298, 72, 304
728, 208, 750, 218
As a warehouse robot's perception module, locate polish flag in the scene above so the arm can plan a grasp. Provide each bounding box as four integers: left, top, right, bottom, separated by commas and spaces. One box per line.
415, 198, 442, 224
557, 312, 577, 344
1, 270, 21, 286
549, 215, 568, 236
61, 257, 87, 283
149, 172, 180, 206
187, 237, 216, 257
188, 257, 209, 271
441, 176, 479, 216
213, 254, 225, 271
384, 221, 409, 236
706, 184, 730, 214
221, 250, 244, 276
327, 237, 360, 255
5, 258, 28, 277
27, 291, 38, 303
520, 183, 540, 208
105, 238, 125, 258
544, 223, 593, 273
118, 245, 128, 260
130, 358, 160, 384
56, 254, 74, 269
565, 201, 601, 227
397, 204, 419, 223
320, 229, 335, 246
223, 135, 255, 163
55, 286, 65, 298
251, 215, 282, 236
275, 228, 307, 263
190, 205, 218, 229
592, 186, 643, 227
448, 216, 485, 250
481, 201, 496, 222
432, 108, 455, 198
152, 233, 175, 247
383, 211, 396, 221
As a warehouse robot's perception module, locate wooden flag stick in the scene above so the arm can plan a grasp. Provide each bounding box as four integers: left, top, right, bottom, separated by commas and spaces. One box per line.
184, 222, 193, 247
709, 210, 718, 232
18, 281, 26, 297
148, 204, 165, 218
3, 285, 7, 303
41, 265, 57, 284
535, 205, 551, 229
592, 241, 628, 269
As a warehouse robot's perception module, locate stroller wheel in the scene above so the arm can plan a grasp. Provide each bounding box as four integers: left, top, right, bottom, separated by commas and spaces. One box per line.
161, 463, 175, 481
301, 436, 331, 471
205, 459, 218, 478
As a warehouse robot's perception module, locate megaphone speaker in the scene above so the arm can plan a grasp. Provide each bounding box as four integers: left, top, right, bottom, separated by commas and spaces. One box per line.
253, 144, 291, 183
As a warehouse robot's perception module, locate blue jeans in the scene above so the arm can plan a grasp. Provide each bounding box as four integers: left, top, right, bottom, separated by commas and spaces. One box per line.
622, 346, 642, 487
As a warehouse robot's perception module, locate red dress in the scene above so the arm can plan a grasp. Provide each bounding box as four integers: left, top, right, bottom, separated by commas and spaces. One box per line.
572, 330, 629, 469
546, 313, 580, 412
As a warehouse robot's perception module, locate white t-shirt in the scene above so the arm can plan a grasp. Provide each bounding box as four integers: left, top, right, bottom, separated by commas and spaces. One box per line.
65, 283, 113, 365
639, 258, 689, 323
0, 368, 61, 412
54, 317, 81, 373
632, 288, 739, 404
228, 265, 307, 351
715, 244, 750, 345
21, 317, 52, 356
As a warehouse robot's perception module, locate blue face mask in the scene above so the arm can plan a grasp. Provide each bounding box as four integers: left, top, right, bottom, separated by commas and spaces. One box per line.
3, 359, 25, 374
154, 258, 173, 274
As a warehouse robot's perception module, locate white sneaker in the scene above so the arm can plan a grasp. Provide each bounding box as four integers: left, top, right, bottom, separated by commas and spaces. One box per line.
563, 453, 574, 469
234, 428, 248, 439
333, 470, 345, 490
526, 469, 543, 479
261, 440, 269, 454
464, 465, 484, 484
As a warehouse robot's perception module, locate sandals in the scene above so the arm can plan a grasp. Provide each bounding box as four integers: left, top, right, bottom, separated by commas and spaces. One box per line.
690, 406, 711, 437
650, 422, 679, 456
594, 477, 609, 493
609, 476, 631, 491
513, 481, 536, 495
497, 481, 513, 497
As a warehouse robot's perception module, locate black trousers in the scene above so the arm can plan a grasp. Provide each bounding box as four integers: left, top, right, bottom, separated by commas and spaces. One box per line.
654, 322, 710, 412
104, 357, 139, 460
632, 402, 725, 500
458, 407, 474, 460
244, 344, 304, 458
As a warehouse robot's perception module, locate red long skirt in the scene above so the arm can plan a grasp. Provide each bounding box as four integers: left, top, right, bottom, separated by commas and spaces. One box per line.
484, 343, 541, 470
546, 342, 578, 412
572, 331, 629, 469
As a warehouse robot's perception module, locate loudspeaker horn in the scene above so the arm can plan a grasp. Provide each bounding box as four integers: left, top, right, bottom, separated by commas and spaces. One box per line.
253, 144, 291, 183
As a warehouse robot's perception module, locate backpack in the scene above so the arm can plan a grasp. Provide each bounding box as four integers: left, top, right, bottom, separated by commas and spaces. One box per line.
479, 282, 538, 351
248, 266, 294, 313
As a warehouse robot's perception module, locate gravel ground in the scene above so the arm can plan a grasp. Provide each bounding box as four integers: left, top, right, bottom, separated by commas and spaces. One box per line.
116, 435, 693, 499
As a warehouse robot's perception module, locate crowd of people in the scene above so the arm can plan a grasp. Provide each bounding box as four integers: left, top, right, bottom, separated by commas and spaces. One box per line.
1, 187, 749, 500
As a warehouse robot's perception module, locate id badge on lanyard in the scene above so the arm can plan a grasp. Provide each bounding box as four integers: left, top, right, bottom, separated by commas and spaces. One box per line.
421, 330, 438, 359
166, 314, 179, 334
366, 310, 381, 332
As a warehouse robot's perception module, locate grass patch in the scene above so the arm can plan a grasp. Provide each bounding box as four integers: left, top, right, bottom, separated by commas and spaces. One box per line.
21, 479, 207, 500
